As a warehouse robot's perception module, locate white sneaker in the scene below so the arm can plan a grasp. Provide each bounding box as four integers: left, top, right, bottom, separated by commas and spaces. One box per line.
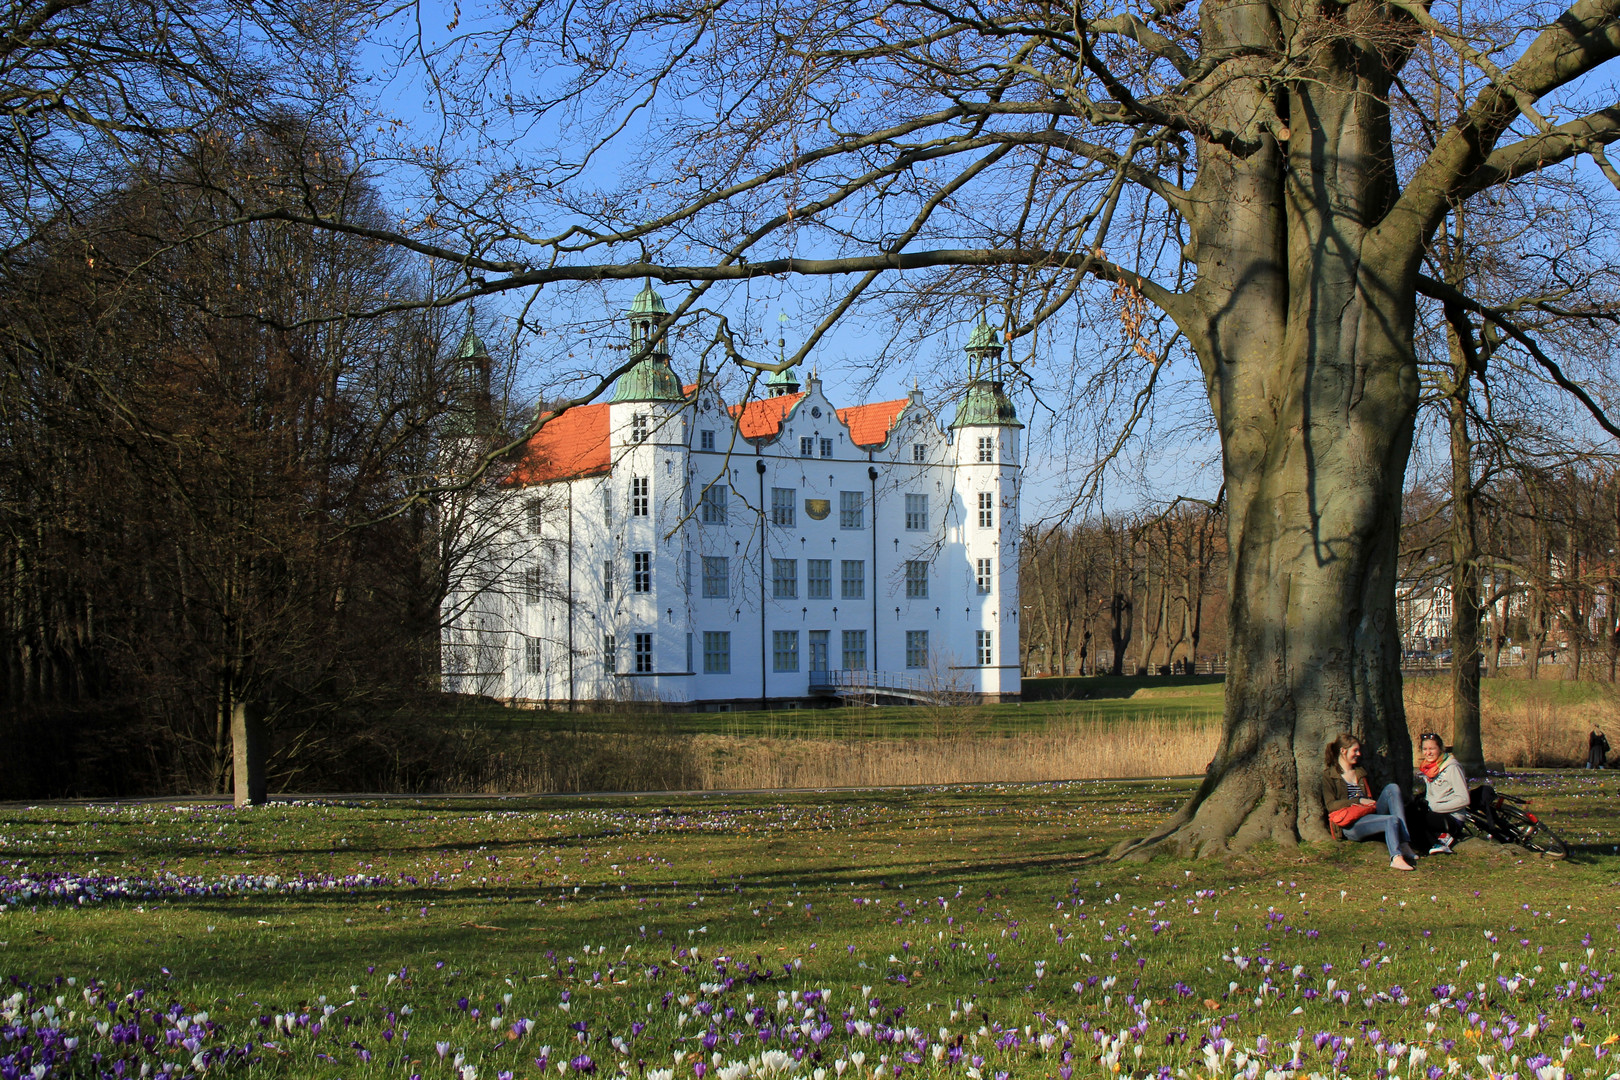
1427, 834, 1453, 855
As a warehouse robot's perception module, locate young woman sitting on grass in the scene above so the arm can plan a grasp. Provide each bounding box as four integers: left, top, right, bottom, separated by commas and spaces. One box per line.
1322, 734, 1418, 871
1413, 732, 1470, 854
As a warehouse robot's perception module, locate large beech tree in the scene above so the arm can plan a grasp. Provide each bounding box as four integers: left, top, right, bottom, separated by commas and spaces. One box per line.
314, 0, 1620, 851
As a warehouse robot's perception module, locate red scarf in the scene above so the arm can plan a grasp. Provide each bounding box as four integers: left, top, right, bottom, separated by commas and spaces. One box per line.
1419, 757, 1442, 780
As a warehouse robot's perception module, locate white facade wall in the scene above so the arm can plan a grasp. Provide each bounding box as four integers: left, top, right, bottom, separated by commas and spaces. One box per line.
442, 374, 1021, 706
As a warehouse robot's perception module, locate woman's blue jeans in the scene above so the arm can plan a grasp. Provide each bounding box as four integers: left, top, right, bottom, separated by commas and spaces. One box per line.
1342, 783, 1411, 860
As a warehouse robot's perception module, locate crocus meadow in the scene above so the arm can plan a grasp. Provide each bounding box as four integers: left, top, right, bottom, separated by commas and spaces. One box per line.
0, 775, 1615, 1080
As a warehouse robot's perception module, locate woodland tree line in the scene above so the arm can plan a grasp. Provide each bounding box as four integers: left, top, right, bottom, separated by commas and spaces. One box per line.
0, 118, 508, 797
1019, 461, 1620, 683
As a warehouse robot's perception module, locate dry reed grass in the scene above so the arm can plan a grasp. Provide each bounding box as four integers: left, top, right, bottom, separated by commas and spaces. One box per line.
408, 675, 1620, 795
693, 715, 1220, 790
409, 712, 1220, 793
1402, 678, 1617, 767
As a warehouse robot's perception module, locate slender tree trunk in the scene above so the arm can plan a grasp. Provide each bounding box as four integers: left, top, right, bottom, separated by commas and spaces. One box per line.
1529, 514, 1549, 679
1566, 525, 1584, 681
1446, 328, 1485, 776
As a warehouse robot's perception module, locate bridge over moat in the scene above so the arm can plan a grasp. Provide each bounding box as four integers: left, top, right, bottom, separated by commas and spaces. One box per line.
808, 669, 970, 705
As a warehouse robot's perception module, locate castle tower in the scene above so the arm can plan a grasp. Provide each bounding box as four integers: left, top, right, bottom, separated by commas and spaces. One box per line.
445, 319, 494, 437
611, 282, 687, 444
607, 283, 690, 690
951, 319, 1022, 699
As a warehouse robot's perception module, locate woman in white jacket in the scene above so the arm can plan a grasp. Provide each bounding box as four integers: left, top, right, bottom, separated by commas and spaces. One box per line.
1414, 733, 1488, 852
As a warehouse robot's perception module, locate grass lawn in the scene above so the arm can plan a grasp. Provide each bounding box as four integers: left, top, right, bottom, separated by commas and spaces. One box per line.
3, 772, 1618, 1079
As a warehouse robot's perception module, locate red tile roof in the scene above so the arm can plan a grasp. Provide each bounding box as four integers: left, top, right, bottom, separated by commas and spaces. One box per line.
507, 391, 911, 486
838, 399, 909, 448
730, 393, 909, 448
729, 393, 805, 439
506, 402, 612, 485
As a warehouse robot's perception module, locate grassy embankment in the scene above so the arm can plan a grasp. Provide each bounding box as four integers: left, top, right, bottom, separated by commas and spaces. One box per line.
2, 776, 1617, 1079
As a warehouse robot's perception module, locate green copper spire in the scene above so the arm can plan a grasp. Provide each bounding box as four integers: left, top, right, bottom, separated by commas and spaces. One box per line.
614, 282, 685, 402
453, 325, 489, 360
766, 365, 801, 397
951, 320, 1021, 428
611, 355, 685, 402
630, 281, 669, 316
445, 316, 493, 437
950, 380, 1023, 428
966, 320, 1000, 353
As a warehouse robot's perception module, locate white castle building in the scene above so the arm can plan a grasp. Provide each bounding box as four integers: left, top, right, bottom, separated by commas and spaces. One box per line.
441, 286, 1022, 708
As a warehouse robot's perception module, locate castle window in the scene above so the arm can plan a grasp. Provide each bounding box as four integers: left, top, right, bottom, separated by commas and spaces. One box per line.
977, 435, 994, 462
633, 551, 652, 593
523, 566, 545, 604
976, 629, 994, 666
840, 559, 864, 600
839, 490, 864, 529
602, 560, 614, 600
978, 491, 994, 528
603, 634, 617, 674
807, 559, 832, 599
701, 484, 728, 524
632, 414, 649, 443
602, 485, 612, 522
525, 637, 544, 675
772, 558, 797, 599
842, 629, 867, 670
773, 631, 800, 672
702, 556, 728, 598
700, 429, 715, 450
906, 631, 929, 670
632, 476, 649, 517
800, 437, 814, 457
913, 443, 926, 463
634, 632, 654, 673
820, 437, 833, 458
703, 631, 731, 674
976, 557, 993, 594
526, 498, 545, 535
905, 561, 928, 599
905, 493, 928, 530
772, 487, 796, 526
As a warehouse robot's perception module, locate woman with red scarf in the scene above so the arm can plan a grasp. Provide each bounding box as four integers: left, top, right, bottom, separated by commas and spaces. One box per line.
1413, 732, 1477, 853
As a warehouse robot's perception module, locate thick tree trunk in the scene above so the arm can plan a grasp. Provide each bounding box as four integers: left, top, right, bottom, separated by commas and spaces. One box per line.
1121, 50, 1420, 856
1109, 592, 1132, 677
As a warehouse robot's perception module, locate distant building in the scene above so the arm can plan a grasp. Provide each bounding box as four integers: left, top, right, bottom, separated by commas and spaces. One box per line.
440, 286, 1023, 707
1397, 579, 1453, 650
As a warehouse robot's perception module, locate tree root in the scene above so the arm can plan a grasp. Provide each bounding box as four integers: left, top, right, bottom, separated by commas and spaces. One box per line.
1109, 781, 1304, 862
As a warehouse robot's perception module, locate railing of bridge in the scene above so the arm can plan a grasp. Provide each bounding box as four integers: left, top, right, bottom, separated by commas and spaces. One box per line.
807, 669, 966, 698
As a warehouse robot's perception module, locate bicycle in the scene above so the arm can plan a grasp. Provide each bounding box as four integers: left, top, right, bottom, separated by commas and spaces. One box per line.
1459, 790, 1568, 858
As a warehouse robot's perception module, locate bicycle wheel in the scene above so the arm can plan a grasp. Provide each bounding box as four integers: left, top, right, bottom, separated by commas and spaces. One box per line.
1522, 823, 1569, 857
1495, 804, 1569, 857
